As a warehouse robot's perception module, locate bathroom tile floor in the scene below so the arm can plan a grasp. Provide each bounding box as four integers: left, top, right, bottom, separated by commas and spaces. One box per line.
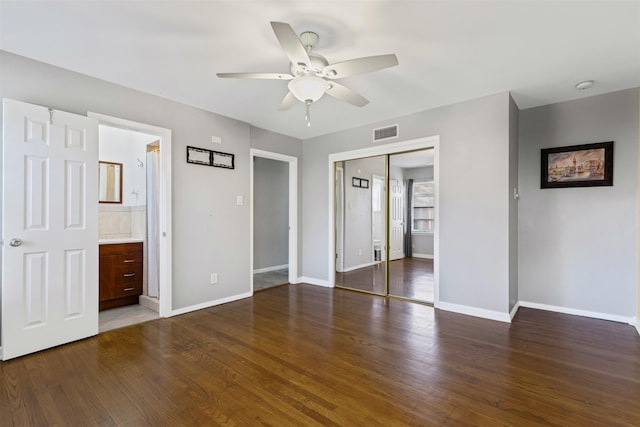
99, 304, 159, 333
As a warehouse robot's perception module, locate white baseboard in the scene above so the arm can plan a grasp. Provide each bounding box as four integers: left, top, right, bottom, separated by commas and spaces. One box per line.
435, 301, 511, 323
297, 277, 333, 288
518, 301, 634, 324
253, 264, 289, 274
411, 253, 433, 259
0, 347, 3, 361
342, 261, 379, 273
510, 301, 520, 320
170, 291, 253, 316
139, 295, 159, 312
629, 317, 639, 336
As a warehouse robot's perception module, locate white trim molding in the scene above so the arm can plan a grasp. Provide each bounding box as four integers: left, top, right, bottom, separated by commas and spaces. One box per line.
518, 301, 635, 324
436, 301, 512, 323
411, 253, 434, 259
170, 292, 252, 317
298, 277, 334, 288
510, 301, 521, 321
253, 264, 289, 274
341, 261, 380, 273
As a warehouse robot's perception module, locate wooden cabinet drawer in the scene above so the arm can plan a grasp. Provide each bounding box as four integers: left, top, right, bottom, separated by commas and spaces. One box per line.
109, 280, 143, 299
99, 242, 144, 310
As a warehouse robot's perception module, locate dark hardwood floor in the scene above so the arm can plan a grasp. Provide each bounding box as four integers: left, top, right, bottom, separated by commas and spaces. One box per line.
1, 284, 639, 426
336, 257, 434, 302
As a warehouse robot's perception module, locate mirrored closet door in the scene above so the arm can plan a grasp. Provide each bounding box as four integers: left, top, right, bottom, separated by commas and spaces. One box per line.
334, 155, 387, 295
334, 149, 435, 304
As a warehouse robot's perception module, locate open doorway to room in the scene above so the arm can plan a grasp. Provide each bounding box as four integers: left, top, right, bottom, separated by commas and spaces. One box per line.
89, 113, 173, 332
250, 149, 298, 292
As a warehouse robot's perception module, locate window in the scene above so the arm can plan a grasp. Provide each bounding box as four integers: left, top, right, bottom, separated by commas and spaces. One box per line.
412, 181, 434, 233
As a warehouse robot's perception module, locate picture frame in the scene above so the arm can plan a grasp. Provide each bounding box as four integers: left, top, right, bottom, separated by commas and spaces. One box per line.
187, 146, 235, 170
541, 141, 613, 189
186, 146, 211, 166
352, 177, 370, 189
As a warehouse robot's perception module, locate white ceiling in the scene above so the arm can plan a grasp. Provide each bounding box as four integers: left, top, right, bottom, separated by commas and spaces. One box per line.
1, 1, 639, 140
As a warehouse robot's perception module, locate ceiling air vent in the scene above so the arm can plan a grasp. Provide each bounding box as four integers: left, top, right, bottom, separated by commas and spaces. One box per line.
373, 124, 399, 142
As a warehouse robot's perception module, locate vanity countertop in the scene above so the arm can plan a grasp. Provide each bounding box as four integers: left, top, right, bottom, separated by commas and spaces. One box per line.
99, 238, 144, 245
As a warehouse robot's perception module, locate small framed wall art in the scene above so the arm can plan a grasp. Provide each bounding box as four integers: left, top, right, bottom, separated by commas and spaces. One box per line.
540, 141, 613, 189
187, 146, 235, 170
352, 177, 369, 189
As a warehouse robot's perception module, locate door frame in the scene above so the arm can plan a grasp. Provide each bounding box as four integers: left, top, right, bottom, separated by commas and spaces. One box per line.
336, 166, 345, 272
327, 135, 440, 304
389, 177, 405, 261
88, 112, 172, 317
371, 173, 385, 263
250, 149, 298, 291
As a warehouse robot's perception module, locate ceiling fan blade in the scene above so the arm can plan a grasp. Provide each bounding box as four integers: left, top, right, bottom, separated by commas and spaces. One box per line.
323, 54, 398, 78
216, 72, 293, 80
279, 91, 297, 110
326, 82, 369, 107
270, 21, 310, 67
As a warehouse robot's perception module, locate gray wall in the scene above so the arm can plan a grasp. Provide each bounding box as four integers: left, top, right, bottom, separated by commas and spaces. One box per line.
303, 92, 513, 314
519, 88, 639, 317
343, 156, 386, 269
253, 157, 289, 270
0, 51, 301, 321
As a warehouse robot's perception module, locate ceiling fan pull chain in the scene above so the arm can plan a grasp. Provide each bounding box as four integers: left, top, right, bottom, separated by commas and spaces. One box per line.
305, 100, 312, 127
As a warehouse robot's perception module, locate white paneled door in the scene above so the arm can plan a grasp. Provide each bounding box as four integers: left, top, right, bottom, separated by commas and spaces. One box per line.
389, 178, 405, 261
2, 99, 99, 360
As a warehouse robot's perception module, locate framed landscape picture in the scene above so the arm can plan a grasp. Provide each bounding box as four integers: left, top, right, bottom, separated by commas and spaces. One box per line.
541, 141, 613, 189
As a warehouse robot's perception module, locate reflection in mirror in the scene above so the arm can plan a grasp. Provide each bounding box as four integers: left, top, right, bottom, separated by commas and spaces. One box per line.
388, 149, 435, 303
335, 156, 387, 295
99, 161, 123, 204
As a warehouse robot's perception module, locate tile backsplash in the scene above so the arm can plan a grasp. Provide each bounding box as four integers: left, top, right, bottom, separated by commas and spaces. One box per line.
99, 205, 146, 240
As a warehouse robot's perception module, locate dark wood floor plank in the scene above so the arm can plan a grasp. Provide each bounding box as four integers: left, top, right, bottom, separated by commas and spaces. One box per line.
2, 284, 639, 426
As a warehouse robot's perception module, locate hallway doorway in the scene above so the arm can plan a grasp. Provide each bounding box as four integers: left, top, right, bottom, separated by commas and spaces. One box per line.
250, 149, 298, 292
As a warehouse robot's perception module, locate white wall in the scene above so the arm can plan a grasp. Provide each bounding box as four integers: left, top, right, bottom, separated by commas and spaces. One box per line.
302, 92, 513, 316
253, 157, 288, 270
0, 51, 301, 320
518, 88, 639, 319
99, 125, 156, 206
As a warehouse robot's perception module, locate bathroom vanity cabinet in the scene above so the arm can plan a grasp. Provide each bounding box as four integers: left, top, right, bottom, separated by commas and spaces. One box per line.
99, 241, 143, 311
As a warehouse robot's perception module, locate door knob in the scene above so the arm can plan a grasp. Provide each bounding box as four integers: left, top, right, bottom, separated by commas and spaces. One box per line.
9, 238, 23, 247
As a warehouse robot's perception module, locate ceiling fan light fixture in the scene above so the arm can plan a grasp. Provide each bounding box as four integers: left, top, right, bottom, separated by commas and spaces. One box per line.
288, 74, 330, 103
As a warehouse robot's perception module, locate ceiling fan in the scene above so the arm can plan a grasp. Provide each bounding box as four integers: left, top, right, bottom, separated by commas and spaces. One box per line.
217, 22, 399, 127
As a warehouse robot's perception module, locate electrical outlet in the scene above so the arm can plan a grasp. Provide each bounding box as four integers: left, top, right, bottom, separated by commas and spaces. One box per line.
358, 249, 362, 256
210, 273, 218, 285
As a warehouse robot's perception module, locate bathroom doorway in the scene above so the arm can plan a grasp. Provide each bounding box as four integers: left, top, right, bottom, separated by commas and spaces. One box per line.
90, 113, 173, 332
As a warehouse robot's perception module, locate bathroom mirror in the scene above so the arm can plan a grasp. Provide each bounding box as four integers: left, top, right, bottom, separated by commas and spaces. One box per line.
99, 161, 123, 204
